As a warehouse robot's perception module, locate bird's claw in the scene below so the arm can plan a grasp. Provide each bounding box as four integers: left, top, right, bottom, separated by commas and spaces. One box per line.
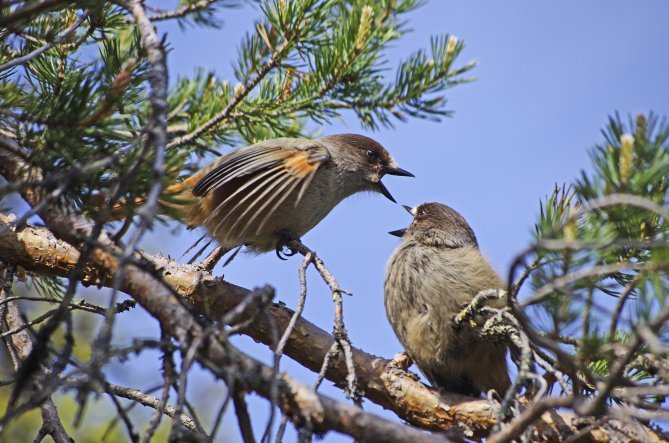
276, 229, 300, 260
275, 245, 297, 260
275, 230, 300, 260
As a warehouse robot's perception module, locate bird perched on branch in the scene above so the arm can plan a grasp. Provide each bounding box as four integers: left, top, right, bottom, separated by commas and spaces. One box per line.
384, 202, 510, 396
148, 134, 413, 258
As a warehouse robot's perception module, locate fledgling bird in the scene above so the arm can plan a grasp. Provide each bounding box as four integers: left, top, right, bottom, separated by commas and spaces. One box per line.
167, 134, 413, 256
384, 202, 511, 396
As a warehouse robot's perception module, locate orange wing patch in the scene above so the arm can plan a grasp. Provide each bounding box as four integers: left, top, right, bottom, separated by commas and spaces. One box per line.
165, 182, 189, 194
282, 150, 320, 178
182, 172, 204, 188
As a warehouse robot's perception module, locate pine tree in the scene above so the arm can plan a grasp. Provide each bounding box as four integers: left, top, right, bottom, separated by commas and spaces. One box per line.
1, 1, 668, 441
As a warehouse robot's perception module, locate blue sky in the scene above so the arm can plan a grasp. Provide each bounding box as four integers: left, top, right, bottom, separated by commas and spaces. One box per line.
106, 1, 669, 441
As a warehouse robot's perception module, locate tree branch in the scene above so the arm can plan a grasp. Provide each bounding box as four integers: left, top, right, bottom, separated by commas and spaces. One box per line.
0, 213, 657, 441
0, 150, 453, 440
1, 139, 662, 440
59, 377, 201, 434
142, 0, 219, 22
0, 0, 70, 28
0, 9, 91, 73
0, 271, 72, 443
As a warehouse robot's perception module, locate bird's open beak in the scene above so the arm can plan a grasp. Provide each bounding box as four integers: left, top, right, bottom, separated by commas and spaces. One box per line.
382, 165, 415, 177
377, 181, 397, 203
377, 163, 414, 203
388, 206, 412, 236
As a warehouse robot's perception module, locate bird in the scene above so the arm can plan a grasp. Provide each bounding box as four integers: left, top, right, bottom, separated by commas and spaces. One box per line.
384, 202, 510, 396
158, 134, 413, 258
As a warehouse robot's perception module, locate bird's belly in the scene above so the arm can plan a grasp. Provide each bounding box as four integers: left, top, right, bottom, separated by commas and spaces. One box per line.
195, 184, 337, 252
385, 245, 460, 374
404, 312, 444, 367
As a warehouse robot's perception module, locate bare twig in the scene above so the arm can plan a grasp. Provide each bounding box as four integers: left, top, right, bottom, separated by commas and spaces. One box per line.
454, 289, 506, 325
286, 240, 361, 404
122, 0, 168, 226
232, 388, 256, 443
84, 0, 169, 403
488, 396, 573, 443
0, 307, 58, 339
1, 214, 654, 440
208, 391, 232, 442
313, 343, 340, 391
96, 381, 201, 433
608, 272, 643, 337
172, 329, 203, 439
584, 193, 669, 223
275, 414, 290, 443
106, 392, 140, 443
123, 0, 220, 23
275, 252, 312, 360
199, 245, 229, 272
141, 328, 176, 443
0, 270, 72, 443
521, 262, 642, 307
269, 253, 312, 442
0, 133, 29, 160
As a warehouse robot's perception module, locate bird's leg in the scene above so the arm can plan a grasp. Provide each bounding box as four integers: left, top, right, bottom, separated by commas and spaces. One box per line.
275, 229, 300, 260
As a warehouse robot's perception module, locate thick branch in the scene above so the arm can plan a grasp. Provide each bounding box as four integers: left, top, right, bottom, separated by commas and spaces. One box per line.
0, 214, 654, 441
117, 275, 451, 441
0, 214, 489, 433
0, 144, 660, 442
0, 0, 70, 28
51, 244, 450, 441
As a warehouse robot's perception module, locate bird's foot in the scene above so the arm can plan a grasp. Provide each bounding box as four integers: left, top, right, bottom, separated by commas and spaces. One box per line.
275, 229, 300, 260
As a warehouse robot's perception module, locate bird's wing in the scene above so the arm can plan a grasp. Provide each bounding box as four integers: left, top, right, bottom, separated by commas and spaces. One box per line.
191, 143, 329, 197
190, 142, 330, 240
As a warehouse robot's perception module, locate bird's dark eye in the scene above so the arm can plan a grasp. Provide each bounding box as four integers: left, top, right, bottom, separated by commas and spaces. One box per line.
417, 209, 427, 219
366, 149, 379, 163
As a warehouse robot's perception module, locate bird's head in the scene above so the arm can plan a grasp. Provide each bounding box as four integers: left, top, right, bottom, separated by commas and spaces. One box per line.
389, 202, 479, 248
320, 134, 414, 202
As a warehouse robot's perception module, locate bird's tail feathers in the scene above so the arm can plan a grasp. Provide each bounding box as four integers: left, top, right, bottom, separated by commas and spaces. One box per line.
89, 182, 195, 222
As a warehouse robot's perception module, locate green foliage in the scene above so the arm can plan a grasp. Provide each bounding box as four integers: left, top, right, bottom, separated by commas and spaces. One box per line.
170, 0, 473, 147
576, 114, 669, 263
0, 2, 473, 439
524, 114, 669, 402
27, 275, 66, 301
1, 4, 163, 215
1, 0, 472, 222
